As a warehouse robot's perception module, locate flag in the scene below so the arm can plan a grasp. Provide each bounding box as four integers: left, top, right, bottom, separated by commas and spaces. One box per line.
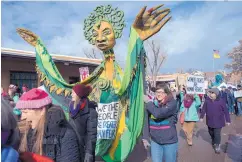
213, 49, 220, 59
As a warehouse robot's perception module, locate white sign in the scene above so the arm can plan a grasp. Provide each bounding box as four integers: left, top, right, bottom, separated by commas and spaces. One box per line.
186, 75, 205, 94
96, 102, 119, 139
217, 82, 227, 90
79, 67, 89, 82
234, 90, 242, 98
204, 81, 209, 89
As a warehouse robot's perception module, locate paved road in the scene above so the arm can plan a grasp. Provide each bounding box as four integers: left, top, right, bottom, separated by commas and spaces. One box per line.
125, 115, 242, 162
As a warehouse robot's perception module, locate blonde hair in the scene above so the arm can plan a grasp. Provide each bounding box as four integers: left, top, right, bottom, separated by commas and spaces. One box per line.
74, 95, 81, 109
19, 107, 47, 155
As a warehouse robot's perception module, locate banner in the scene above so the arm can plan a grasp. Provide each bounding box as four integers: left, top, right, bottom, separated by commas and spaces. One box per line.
79, 67, 89, 82
96, 102, 119, 139
186, 75, 205, 94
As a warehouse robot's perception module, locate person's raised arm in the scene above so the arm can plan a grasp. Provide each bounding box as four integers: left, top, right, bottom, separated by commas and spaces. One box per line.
194, 94, 202, 109
146, 100, 177, 119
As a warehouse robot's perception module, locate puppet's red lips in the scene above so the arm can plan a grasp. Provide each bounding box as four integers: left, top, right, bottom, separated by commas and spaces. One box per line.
97, 43, 107, 47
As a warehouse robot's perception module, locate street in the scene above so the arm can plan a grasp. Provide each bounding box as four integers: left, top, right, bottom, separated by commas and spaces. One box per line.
125, 115, 242, 162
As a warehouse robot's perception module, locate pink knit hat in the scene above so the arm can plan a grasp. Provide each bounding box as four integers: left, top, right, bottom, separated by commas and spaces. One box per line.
16, 88, 52, 109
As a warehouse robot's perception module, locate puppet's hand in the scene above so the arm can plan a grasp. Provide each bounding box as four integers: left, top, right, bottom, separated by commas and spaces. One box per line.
16, 28, 39, 47
133, 4, 171, 41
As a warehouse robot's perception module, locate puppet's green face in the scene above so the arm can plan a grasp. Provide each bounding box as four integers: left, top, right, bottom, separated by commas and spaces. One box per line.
92, 21, 116, 51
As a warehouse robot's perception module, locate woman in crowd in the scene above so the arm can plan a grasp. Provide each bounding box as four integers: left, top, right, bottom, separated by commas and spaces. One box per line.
176, 85, 186, 110
143, 83, 178, 162
8, 84, 20, 103
1, 87, 8, 97
22, 84, 29, 95
180, 93, 201, 146
1, 96, 20, 162
200, 88, 231, 154
16, 88, 81, 162
69, 84, 98, 162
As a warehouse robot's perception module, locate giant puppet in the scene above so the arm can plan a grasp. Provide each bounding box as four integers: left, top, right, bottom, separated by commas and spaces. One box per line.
209, 72, 227, 90
16, 5, 171, 161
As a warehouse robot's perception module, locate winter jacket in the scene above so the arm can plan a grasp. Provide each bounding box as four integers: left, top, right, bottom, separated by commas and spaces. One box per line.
200, 96, 231, 128
180, 94, 201, 122
69, 99, 98, 162
27, 106, 81, 162
220, 91, 228, 104
143, 95, 178, 145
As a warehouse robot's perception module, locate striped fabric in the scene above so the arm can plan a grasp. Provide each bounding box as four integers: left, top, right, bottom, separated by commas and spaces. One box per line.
150, 126, 171, 130
16, 96, 52, 109
213, 49, 220, 59
150, 120, 169, 126
149, 119, 170, 130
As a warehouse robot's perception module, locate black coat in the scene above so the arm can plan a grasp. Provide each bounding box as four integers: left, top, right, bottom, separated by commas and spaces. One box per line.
69, 100, 98, 162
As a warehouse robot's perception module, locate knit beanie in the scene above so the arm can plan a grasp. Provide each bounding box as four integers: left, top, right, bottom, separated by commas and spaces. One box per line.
16, 88, 52, 109
72, 84, 92, 98
208, 88, 220, 96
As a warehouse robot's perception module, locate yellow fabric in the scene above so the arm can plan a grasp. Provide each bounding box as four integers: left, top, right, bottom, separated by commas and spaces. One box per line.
109, 109, 126, 159
213, 53, 220, 59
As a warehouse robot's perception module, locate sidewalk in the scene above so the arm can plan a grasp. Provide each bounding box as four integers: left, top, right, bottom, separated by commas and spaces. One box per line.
125, 115, 242, 162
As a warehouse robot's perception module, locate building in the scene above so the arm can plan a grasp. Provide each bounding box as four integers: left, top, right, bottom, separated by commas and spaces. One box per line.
147, 73, 189, 89
1, 47, 102, 91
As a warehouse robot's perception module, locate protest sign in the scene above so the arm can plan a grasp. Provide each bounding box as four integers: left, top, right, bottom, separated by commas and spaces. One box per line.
96, 102, 119, 139
186, 75, 205, 94
217, 82, 227, 90
234, 91, 242, 98
79, 67, 89, 82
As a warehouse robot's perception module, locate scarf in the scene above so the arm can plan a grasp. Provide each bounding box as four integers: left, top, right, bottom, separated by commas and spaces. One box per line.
184, 94, 194, 108
69, 99, 87, 118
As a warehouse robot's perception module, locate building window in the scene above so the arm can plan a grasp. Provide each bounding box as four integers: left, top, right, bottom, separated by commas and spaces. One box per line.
10, 71, 37, 89
69, 76, 80, 84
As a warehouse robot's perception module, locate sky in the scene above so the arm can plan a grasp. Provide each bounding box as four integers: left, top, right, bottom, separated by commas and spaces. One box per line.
1, 1, 242, 74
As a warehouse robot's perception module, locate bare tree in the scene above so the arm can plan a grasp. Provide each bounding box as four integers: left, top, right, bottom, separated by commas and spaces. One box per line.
83, 47, 103, 59
225, 40, 242, 73
145, 40, 167, 87
225, 39, 242, 85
